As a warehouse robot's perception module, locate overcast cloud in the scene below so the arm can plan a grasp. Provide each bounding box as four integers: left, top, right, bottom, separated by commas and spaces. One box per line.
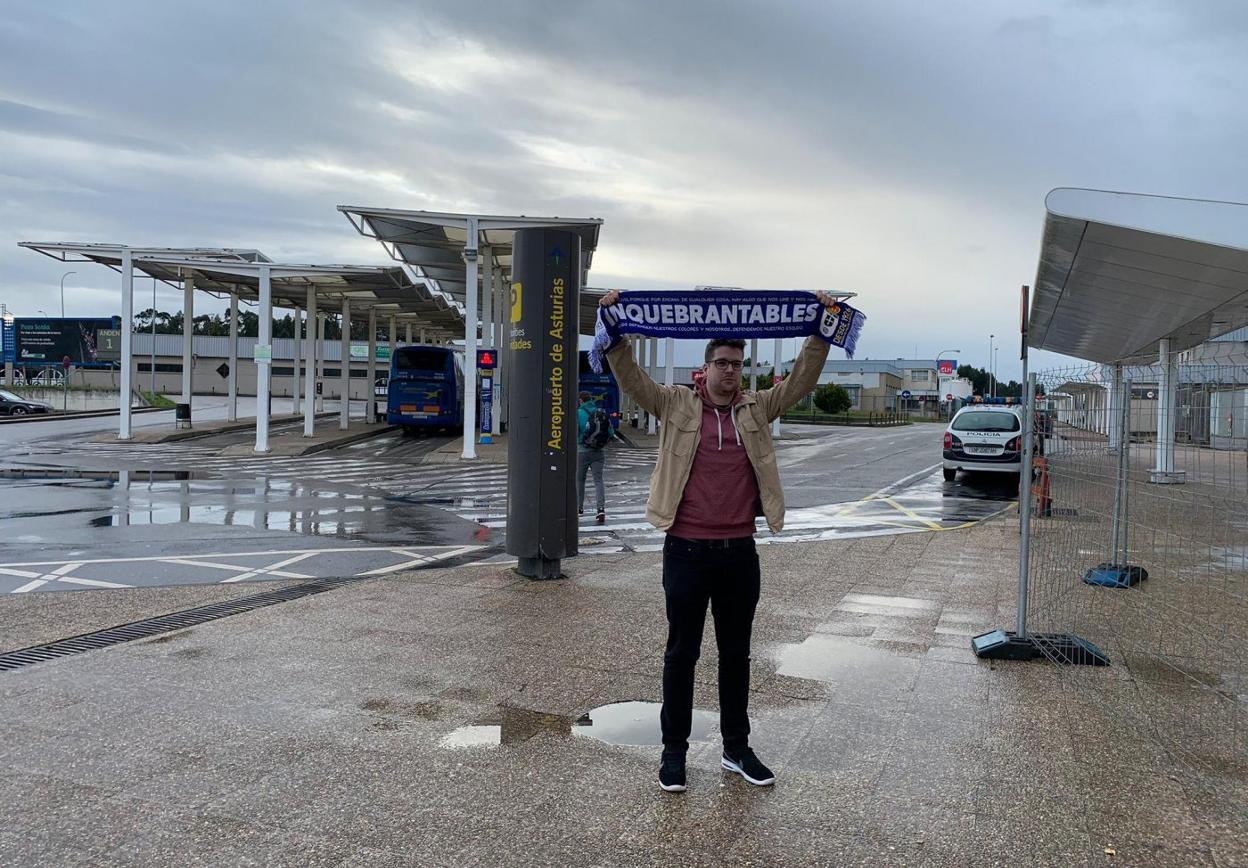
3, 0, 1246, 374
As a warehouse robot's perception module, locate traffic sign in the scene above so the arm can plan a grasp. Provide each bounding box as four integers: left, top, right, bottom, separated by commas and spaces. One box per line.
946, 393, 954, 401
901, 390, 912, 399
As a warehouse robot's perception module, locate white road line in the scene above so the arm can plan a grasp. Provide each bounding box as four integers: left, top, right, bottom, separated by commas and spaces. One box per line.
0, 545, 481, 569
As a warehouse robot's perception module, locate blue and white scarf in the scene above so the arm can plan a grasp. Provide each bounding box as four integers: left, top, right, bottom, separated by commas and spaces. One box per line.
589, 289, 865, 373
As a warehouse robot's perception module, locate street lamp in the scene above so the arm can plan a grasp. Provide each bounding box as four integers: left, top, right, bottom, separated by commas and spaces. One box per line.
988, 334, 996, 398
59, 271, 77, 319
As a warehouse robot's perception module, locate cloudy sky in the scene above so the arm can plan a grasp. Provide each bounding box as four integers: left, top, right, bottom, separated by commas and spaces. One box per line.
3, 0, 1246, 376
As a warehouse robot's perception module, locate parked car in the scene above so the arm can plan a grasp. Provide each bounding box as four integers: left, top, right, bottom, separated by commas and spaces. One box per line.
0, 389, 53, 417
942, 401, 1023, 481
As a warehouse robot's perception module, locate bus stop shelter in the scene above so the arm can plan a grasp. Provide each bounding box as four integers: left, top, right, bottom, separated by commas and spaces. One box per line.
19, 242, 465, 453
1029, 188, 1248, 479
339, 207, 603, 459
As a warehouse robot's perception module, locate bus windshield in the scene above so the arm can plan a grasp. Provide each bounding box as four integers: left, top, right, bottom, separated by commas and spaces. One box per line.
393, 348, 448, 374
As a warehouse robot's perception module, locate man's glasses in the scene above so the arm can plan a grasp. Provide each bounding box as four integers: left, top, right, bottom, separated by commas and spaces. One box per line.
710, 359, 744, 371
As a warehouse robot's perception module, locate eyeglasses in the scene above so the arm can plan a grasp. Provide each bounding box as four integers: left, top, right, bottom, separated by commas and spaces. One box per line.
710, 359, 744, 371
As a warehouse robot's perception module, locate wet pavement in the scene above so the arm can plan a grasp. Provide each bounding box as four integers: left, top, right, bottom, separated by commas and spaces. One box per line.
0, 468, 488, 593
3, 519, 1241, 866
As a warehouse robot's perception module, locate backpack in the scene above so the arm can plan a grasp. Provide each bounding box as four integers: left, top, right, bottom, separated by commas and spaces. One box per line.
582, 407, 612, 449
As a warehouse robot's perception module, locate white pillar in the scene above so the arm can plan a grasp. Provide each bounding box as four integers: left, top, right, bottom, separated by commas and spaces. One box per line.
119, 249, 134, 440
340, 301, 351, 431
749, 338, 759, 392
772, 337, 783, 438
492, 260, 504, 436
646, 338, 657, 435
388, 314, 397, 357
366, 307, 377, 424
1108, 365, 1123, 448
316, 313, 326, 412
481, 246, 494, 354
255, 265, 272, 454
292, 305, 302, 417
664, 338, 674, 386
462, 217, 479, 459
1152, 338, 1183, 483
227, 293, 239, 422
304, 286, 317, 437
181, 272, 194, 406
406, 323, 413, 344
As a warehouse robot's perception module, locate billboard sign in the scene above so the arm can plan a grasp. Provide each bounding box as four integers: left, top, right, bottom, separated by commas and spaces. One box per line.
13, 318, 116, 367
937, 359, 957, 376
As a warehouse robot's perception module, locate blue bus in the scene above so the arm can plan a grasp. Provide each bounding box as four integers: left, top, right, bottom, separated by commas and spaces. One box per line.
578, 350, 621, 429
387, 346, 464, 434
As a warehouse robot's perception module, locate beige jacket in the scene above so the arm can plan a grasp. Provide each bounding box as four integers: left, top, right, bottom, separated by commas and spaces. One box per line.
606, 336, 831, 533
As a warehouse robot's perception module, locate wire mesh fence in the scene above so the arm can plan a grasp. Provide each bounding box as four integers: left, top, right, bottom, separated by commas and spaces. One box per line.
1025, 360, 1248, 776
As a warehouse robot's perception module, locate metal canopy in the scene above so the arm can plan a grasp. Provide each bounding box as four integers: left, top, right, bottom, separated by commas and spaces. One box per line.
18, 242, 464, 338
1029, 189, 1248, 364
338, 206, 603, 301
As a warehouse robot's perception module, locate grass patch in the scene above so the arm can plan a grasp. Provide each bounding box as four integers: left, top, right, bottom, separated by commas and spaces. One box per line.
140, 391, 176, 409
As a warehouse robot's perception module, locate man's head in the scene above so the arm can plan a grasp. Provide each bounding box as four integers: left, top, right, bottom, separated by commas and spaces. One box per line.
702, 338, 747, 403
578, 391, 592, 405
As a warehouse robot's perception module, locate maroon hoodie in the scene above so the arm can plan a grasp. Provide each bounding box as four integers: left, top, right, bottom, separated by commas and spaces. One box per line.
667, 384, 761, 540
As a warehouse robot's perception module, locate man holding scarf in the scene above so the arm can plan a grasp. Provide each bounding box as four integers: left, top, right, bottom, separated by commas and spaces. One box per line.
599, 289, 840, 793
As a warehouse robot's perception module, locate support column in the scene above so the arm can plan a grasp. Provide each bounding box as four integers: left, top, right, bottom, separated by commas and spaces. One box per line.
492, 258, 504, 436
481, 245, 494, 354
749, 338, 759, 393
316, 313, 326, 413
462, 217, 480, 459
1108, 364, 1124, 449
1151, 338, 1185, 484
406, 323, 413, 344
255, 265, 273, 454
648, 336, 658, 434
304, 286, 317, 437
772, 337, 783, 437
227, 293, 239, 423
292, 305, 302, 417
366, 307, 377, 424
181, 272, 194, 408
119, 249, 134, 440
664, 338, 674, 386
340, 301, 351, 431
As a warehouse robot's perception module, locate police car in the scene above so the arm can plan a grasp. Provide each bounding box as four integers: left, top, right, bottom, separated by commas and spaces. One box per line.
942, 398, 1024, 481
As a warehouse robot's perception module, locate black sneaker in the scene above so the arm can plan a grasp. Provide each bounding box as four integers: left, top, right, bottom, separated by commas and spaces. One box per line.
721, 747, 775, 786
658, 753, 686, 793
595, 510, 606, 524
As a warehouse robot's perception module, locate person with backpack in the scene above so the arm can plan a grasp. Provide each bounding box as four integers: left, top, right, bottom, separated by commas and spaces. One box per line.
577, 391, 620, 524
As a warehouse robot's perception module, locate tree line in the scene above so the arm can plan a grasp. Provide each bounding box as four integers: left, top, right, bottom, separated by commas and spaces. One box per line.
132, 309, 383, 341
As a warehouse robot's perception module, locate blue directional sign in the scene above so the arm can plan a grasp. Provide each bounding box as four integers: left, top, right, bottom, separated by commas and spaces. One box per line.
901, 390, 912, 399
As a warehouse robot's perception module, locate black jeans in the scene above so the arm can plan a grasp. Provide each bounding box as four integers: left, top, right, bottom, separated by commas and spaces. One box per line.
661, 534, 761, 757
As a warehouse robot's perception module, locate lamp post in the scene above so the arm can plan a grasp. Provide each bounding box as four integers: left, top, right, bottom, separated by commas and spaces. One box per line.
988, 334, 996, 398
59, 271, 76, 319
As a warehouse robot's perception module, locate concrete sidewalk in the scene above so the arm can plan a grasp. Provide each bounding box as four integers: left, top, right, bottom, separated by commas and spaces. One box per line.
1, 519, 1243, 866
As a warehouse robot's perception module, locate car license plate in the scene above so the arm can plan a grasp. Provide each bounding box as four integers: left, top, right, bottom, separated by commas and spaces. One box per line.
967, 446, 999, 455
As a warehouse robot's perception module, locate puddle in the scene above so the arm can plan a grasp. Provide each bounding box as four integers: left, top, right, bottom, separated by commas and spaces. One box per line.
440, 726, 502, 748
438, 701, 718, 749
0, 470, 484, 546
572, 701, 717, 747
440, 705, 573, 749
774, 635, 922, 685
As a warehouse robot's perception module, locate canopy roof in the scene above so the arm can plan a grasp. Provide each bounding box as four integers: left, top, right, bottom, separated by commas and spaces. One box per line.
1028, 189, 1248, 364
18, 242, 464, 338
339, 207, 602, 304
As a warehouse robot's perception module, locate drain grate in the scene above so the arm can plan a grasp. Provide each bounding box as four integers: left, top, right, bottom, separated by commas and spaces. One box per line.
0, 575, 363, 673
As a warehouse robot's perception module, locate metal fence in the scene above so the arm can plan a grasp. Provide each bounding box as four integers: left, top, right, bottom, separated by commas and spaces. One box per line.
1022, 361, 1247, 775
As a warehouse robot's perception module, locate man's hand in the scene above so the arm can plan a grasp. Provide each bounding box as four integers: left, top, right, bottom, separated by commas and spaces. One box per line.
814, 290, 840, 310
600, 289, 621, 307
